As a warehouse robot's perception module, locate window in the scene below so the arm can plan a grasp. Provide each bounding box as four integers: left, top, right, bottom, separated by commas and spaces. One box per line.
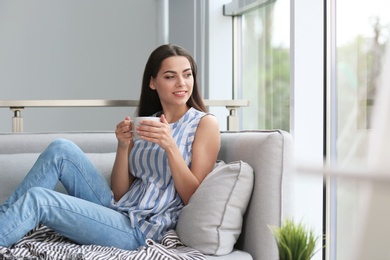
328, 0, 390, 258
225, 0, 290, 131
225, 1, 323, 259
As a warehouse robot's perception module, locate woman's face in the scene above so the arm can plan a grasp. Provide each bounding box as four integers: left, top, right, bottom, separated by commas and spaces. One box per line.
150, 56, 194, 109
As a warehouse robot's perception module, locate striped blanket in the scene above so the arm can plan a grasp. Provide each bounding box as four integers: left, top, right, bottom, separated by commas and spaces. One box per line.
0, 226, 205, 260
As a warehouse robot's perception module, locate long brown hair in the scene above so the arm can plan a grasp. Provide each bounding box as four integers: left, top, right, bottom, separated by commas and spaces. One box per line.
137, 44, 206, 116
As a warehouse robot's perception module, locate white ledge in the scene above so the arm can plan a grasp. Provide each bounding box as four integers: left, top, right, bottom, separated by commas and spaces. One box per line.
297, 165, 390, 182
0, 99, 249, 108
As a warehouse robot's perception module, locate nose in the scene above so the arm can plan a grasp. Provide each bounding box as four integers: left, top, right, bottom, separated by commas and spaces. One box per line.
176, 76, 186, 87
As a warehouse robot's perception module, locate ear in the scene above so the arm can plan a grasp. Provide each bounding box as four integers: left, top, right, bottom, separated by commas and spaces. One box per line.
149, 77, 156, 90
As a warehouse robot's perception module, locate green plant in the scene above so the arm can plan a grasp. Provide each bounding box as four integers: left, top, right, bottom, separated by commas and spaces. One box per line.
269, 219, 319, 260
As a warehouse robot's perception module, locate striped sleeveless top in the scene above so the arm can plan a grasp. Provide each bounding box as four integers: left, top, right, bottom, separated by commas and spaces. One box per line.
110, 107, 207, 242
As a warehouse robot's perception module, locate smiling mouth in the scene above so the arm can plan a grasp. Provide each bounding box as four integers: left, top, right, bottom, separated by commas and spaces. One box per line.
173, 91, 187, 95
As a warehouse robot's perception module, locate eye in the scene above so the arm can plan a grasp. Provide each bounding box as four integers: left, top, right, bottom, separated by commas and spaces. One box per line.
165, 75, 175, 79
184, 73, 193, 78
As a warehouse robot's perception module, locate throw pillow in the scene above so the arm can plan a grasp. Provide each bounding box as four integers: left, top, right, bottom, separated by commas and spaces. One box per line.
176, 160, 254, 256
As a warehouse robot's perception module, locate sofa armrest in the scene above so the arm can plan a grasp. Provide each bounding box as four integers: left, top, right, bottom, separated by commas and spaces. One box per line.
218, 130, 294, 260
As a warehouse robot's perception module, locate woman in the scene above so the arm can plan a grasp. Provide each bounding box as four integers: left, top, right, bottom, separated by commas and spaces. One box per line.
0, 44, 220, 250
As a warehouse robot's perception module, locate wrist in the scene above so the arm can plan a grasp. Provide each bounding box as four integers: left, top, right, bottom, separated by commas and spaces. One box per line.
117, 140, 132, 150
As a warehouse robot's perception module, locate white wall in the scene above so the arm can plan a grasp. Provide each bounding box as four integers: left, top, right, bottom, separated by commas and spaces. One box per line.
204, 0, 233, 131
0, 0, 159, 132
0, 0, 234, 133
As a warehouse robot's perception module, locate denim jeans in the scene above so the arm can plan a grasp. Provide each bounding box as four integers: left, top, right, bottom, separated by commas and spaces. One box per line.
0, 139, 146, 250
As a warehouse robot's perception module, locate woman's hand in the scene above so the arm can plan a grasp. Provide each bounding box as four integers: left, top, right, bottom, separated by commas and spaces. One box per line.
115, 116, 133, 149
136, 115, 175, 150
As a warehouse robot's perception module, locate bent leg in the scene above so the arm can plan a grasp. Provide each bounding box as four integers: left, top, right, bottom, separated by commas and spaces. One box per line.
0, 139, 113, 213
0, 187, 144, 250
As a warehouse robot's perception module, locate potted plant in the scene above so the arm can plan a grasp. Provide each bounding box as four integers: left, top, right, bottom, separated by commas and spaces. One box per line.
269, 219, 320, 260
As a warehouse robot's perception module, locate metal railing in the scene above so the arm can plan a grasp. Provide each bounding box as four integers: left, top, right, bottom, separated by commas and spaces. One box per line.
0, 99, 249, 133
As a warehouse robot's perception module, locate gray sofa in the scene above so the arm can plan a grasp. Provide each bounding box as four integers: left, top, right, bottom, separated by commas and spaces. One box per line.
0, 130, 293, 260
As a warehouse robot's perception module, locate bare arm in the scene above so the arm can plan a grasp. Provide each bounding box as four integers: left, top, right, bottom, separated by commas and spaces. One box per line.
111, 116, 135, 202
167, 115, 220, 204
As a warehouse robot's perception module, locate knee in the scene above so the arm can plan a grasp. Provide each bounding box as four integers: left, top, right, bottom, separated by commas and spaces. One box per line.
25, 187, 50, 198
47, 139, 81, 154
23, 188, 62, 219
24, 187, 53, 205
50, 138, 77, 149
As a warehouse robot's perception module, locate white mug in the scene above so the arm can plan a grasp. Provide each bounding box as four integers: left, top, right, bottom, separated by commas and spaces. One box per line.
132, 116, 161, 141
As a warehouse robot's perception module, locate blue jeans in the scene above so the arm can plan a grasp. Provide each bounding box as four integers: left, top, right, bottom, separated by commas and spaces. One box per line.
0, 139, 146, 250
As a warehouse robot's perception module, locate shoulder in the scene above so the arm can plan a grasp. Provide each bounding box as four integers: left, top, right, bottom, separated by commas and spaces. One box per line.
192, 113, 220, 160
196, 114, 220, 140
199, 113, 219, 129
185, 108, 219, 136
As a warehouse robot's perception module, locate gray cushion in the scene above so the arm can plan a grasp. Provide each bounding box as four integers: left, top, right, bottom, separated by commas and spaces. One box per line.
0, 153, 39, 204
176, 160, 254, 256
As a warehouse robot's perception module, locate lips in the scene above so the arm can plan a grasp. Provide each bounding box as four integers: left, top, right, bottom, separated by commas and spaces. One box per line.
173, 91, 187, 97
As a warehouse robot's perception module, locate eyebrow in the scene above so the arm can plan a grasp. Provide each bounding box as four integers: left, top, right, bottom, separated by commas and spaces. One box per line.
163, 68, 192, 74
